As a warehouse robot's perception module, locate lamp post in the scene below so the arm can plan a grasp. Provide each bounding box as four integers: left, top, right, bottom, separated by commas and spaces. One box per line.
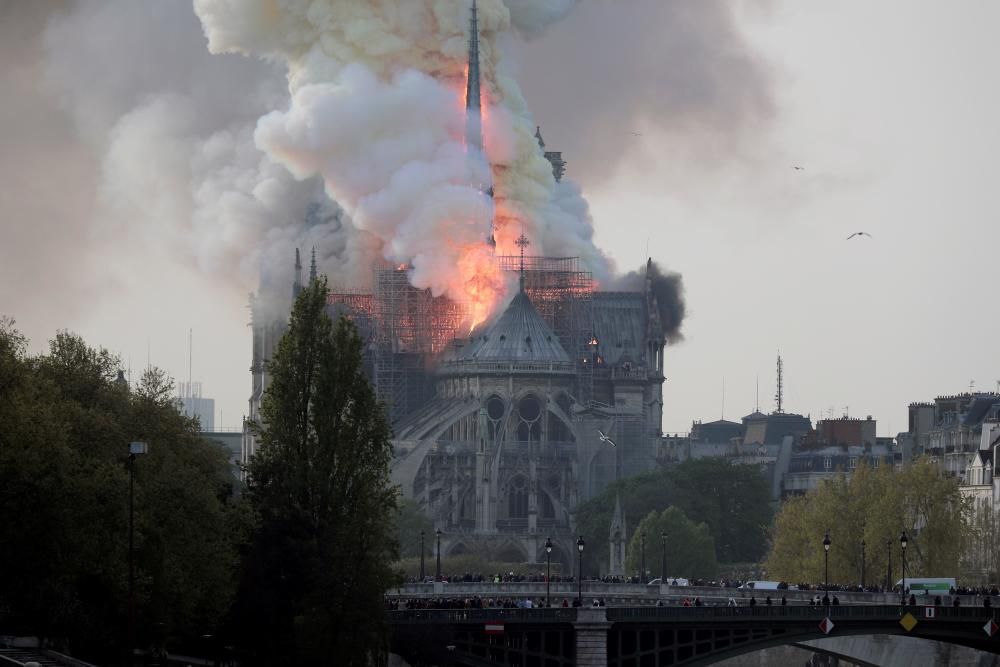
419, 530, 425, 582
900, 531, 908, 604
576, 536, 585, 604
640, 532, 646, 582
127, 440, 148, 667
886, 539, 892, 592
436, 529, 442, 581
660, 532, 667, 583
822, 531, 831, 607
545, 537, 553, 607
860, 540, 866, 590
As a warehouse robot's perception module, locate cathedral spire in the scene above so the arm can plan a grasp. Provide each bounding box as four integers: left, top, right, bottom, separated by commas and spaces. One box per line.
466, 0, 495, 248
466, 0, 482, 121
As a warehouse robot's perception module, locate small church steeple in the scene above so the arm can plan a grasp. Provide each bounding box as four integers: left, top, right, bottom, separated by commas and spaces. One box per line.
293, 247, 303, 297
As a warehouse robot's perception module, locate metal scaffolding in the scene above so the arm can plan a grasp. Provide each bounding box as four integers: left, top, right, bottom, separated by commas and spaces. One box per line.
328, 256, 596, 422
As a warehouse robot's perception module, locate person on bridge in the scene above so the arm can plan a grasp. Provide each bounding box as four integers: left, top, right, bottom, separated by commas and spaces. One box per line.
953, 596, 961, 607
781, 596, 788, 606
909, 594, 917, 606
832, 596, 840, 605
765, 596, 772, 606
749, 596, 757, 607
984, 596, 992, 609
695, 598, 703, 607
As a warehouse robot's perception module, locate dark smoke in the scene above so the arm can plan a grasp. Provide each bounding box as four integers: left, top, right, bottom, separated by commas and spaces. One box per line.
512, 0, 775, 187
614, 261, 686, 344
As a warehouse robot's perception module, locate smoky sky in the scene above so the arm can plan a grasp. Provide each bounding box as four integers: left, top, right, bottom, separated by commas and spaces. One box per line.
0, 0, 98, 338
513, 0, 775, 187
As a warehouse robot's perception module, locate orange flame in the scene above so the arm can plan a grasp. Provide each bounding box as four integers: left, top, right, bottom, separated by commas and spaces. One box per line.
457, 244, 504, 333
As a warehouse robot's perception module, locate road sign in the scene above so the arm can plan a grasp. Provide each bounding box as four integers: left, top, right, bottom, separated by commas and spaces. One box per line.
818, 618, 834, 635
984, 619, 999, 638
485, 622, 505, 635
924, 607, 936, 619
900, 612, 918, 632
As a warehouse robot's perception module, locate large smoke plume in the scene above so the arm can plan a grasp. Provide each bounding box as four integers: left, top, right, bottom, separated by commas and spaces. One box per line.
0, 0, 777, 358
193, 0, 614, 324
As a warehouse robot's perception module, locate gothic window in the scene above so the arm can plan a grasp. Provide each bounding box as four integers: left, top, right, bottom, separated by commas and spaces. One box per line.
508, 476, 528, 518
823, 457, 832, 471
540, 491, 555, 519
486, 395, 506, 440
516, 395, 542, 442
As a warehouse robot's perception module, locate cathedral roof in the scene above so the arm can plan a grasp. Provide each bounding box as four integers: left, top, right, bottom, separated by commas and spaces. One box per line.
457, 289, 571, 364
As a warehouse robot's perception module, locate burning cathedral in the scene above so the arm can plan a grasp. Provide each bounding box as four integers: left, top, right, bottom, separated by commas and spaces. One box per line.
242, 1, 674, 573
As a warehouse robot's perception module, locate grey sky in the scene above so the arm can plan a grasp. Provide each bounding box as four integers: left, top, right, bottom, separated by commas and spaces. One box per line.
1, 1, 996, 433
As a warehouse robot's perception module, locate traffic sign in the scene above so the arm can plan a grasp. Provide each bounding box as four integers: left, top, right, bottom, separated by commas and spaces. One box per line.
924, 607, 936, 619
818, 617, 834, 635
485, 622, 505, 635
900, 612, 918, 632
984, 619, 998, 638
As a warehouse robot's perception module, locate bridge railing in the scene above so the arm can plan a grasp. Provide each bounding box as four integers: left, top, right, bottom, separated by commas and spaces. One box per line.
391, 607, 576, 623
607, 605, 1000, 623
390, 605, 1000, 626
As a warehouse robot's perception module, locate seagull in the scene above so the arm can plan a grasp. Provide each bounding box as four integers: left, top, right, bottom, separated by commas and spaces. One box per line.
631, 132, 643, 136
846, 232, 873, 240
598, 429, 617, 448
793, 166, 805, 171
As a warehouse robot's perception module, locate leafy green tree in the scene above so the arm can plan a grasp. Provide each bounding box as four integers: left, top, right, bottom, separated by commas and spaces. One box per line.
394, 497, 434, 559
625, 507, 718, 580
0, 320, 243, 662
233, 279, 399, 665
766, 460, 968, 584
576, 458, 771, 574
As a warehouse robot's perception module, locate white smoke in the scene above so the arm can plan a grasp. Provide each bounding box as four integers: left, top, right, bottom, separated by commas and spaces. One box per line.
194, 0, 613, 315
39, 0, 379, 308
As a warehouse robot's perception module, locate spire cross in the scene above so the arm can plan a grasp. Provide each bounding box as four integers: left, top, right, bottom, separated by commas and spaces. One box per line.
515, 233, 530, 290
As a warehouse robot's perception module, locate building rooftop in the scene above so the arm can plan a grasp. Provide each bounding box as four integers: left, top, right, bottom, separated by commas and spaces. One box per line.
450, 289, 570, 365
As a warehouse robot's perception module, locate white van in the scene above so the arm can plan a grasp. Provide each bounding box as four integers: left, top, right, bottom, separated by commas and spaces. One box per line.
740, 581, 782, 591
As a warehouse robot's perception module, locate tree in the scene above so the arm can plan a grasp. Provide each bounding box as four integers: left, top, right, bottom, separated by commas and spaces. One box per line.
766, 460, 968, 584
625, 507, 718, 581
575, 458, 772, 574
233, 278, 399, 665
394, 497, 434, 559
0, 321, 242, 662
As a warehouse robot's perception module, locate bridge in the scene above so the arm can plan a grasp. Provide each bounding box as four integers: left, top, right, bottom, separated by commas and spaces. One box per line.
389, 605, 1000, 667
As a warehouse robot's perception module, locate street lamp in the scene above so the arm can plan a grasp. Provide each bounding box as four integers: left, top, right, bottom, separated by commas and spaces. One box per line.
660, 532, 667, 583
577, 536, 585, 604
822, 531, 831, 606
127, 440, 148, 667
886, 539, 892, 592
640, 532, 646, 582
900, 531, 908, 604
860, 540, 866, 590
545, 537, 553, 607
419, 530, 425, 582
436, 529, 442, 581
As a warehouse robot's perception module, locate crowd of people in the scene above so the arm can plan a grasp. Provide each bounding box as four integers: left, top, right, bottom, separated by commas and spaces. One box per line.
386, 596, 608, 610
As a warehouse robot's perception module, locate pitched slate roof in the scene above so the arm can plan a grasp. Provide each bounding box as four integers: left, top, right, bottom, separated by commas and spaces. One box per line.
454, 289, 570, 364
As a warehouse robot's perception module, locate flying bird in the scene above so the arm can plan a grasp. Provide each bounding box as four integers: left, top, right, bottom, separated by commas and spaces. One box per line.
793, 166, 805, 171
598, 429, 617, 448
846, 232, 873, 240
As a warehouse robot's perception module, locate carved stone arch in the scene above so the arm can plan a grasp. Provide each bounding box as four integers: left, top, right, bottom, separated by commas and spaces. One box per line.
493, 540, 528, 563
546, 397, 580, 445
